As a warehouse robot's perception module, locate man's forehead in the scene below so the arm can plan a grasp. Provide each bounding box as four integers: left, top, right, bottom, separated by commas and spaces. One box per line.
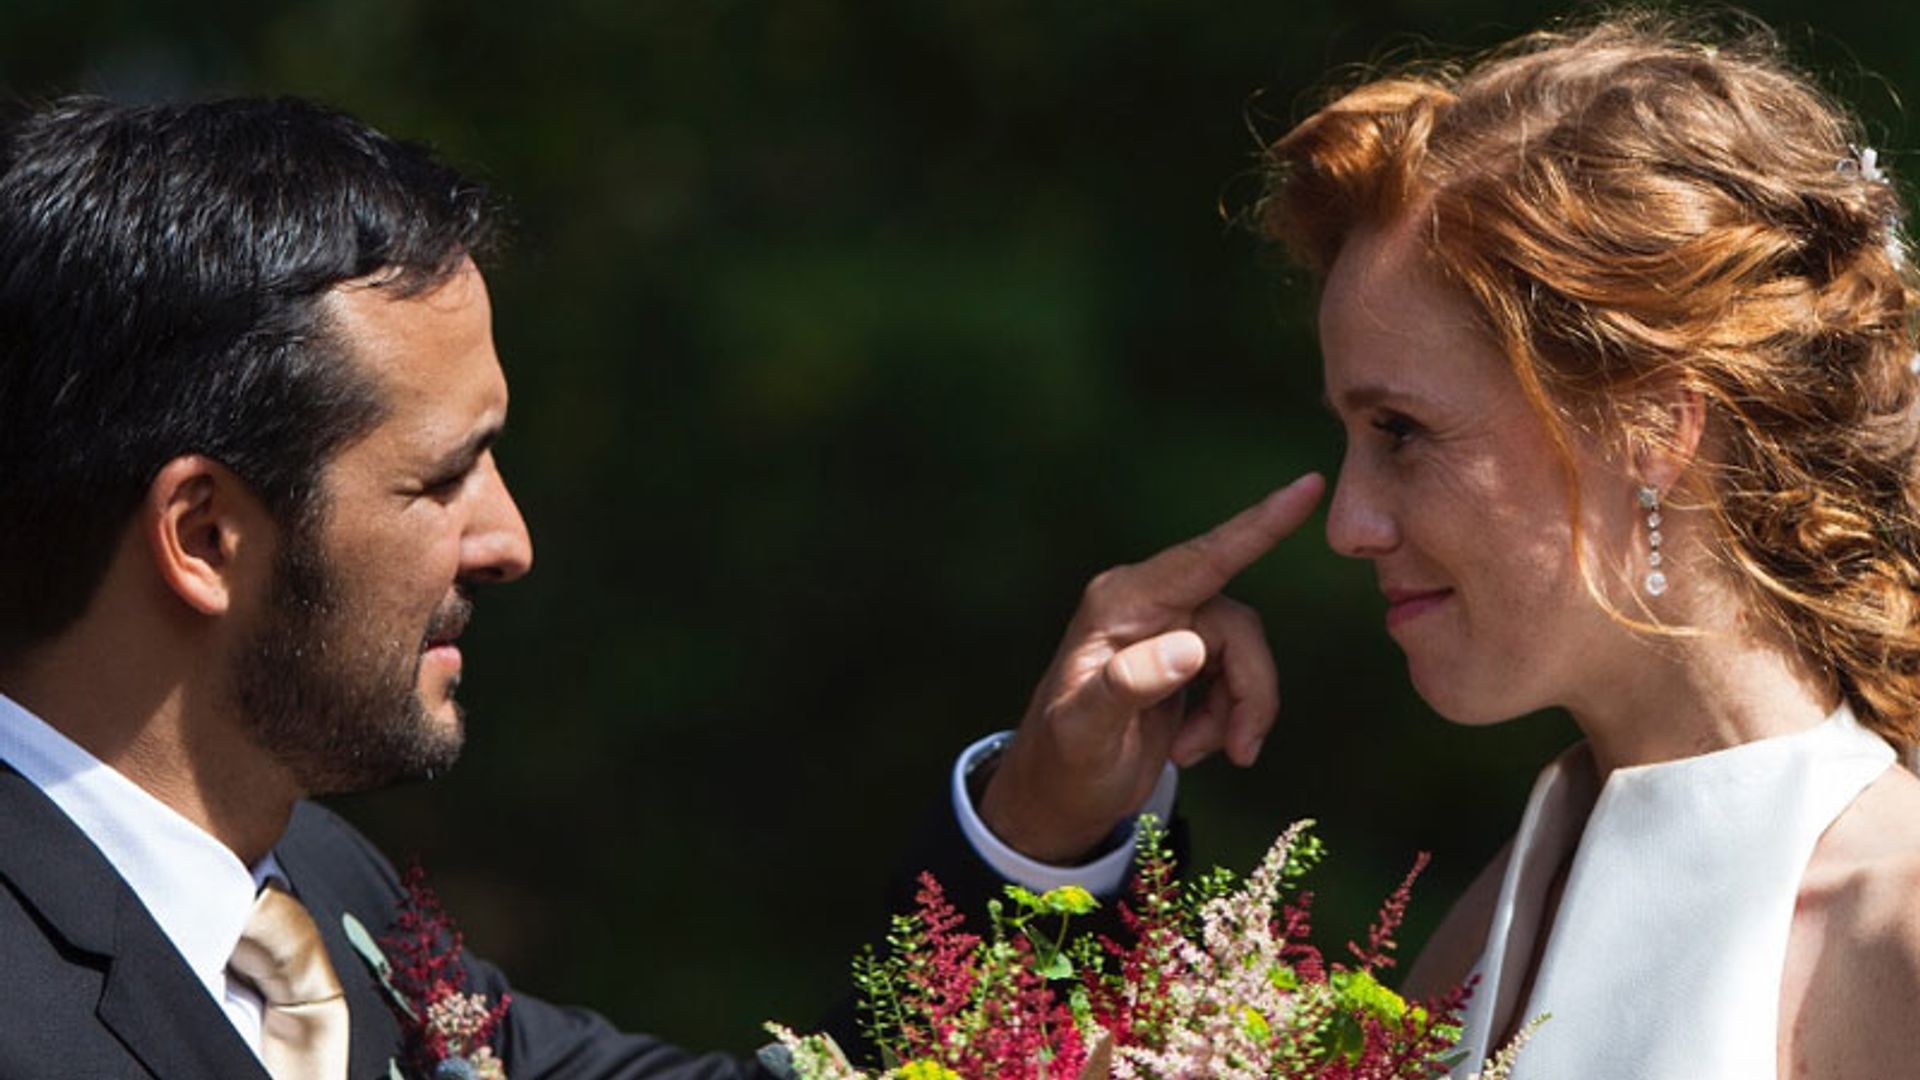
319, 261, 495, 381
314, 258, 508, 472
324, 258, 487, 322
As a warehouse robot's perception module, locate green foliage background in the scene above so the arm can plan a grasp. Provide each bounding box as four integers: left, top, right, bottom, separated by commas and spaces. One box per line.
2, 0, 1909, 1054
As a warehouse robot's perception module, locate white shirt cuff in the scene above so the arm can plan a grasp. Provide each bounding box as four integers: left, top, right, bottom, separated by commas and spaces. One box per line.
950, 731, 1178, 898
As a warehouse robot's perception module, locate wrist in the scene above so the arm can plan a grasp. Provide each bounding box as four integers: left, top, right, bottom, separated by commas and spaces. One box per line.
977, 736, 1115, 864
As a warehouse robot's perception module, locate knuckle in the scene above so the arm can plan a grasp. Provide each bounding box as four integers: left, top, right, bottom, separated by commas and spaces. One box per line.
1106, 648, 1151, 695
1233, 608, 1268, 640
1198, 595, 1261, 634
1082, 565, 1132, 604
1213, 591, 1259, 618
1216, 594, 1259, 624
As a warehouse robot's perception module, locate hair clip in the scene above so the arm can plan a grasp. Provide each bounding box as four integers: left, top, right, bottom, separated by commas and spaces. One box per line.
1841, 145, 1887, 184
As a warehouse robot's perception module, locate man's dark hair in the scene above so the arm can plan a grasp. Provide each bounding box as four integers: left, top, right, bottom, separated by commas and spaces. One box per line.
0, 95, 499, 662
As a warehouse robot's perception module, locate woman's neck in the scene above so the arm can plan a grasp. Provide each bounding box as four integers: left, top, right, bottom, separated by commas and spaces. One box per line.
1566, 607, 1840, 778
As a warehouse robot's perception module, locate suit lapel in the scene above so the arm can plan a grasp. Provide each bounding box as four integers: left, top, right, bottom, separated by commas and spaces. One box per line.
94, 896, 277, 1080
0, 765, 270, 1080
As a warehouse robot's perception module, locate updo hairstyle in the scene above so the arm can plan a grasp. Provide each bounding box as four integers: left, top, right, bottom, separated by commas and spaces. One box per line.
1256, 13, 1920, 749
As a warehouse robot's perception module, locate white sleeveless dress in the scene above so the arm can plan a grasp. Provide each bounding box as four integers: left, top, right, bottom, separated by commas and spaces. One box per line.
1450, 705, 1895, 1079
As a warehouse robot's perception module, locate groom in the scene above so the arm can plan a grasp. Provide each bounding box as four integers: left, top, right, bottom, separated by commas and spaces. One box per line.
0, 96, 1320, 1078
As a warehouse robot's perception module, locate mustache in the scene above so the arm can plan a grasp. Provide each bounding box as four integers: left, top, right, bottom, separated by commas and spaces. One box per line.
424, 591, 474, 646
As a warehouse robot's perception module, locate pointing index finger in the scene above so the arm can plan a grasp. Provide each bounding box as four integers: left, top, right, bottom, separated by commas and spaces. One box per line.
1132, 473, 1325, 610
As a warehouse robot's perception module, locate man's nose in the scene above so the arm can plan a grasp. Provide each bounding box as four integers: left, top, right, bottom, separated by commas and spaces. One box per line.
461, 453, 534, 583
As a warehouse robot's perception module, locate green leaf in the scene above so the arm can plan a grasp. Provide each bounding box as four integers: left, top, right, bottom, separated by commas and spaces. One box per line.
341, 913, 390, 975
1003, 884, 1042, 912
754, 1042, 797, 1079
1281, 830, 1327, 885
1037, 885, 1097, 916
1331, 968, 1407, 1024
1002, 884, 1043, 912
342, 913, 418, 1021
1328, 1012, 1365, 1063
1068, 983, 1093, 1027
1241, 1006, 1272, 1042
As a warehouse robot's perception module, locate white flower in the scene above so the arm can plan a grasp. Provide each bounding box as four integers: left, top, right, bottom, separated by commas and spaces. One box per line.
1845, 145, 1887, 184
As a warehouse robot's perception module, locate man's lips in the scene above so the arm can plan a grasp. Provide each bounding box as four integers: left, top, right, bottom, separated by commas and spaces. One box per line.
424, 632, 464, 651
1383, 587, 1453, 630
422, 593, 474, 650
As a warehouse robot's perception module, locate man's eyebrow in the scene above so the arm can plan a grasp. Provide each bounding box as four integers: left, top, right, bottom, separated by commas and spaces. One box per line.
431, 423, 504, 475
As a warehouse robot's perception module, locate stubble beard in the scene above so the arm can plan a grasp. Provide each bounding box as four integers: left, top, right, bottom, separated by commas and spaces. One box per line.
235, 529, 468, 796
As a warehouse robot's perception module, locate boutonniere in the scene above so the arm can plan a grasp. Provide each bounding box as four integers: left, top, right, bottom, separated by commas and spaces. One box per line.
342, 866, 512, 1080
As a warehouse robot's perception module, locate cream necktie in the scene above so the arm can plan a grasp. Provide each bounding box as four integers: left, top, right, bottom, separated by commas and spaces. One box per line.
227, 883, 351, 1080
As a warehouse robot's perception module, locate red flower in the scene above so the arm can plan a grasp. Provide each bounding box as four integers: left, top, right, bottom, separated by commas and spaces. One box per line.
381, 866, 512, 1078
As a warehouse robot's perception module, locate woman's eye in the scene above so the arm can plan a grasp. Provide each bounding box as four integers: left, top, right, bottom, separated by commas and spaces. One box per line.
1370, 413, 1419, 449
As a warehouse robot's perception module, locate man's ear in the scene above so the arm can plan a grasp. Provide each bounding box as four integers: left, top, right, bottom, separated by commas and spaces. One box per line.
1637, 383, 1708, 494
140, 456, 274, 616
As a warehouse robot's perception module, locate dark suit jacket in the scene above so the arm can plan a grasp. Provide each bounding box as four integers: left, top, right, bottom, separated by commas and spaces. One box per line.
0, 762, 1035, 1080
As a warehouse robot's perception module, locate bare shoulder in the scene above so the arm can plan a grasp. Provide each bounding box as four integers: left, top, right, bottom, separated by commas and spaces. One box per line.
1783, 766, 1920, 1079
1812, 765, 1920, 949
1402, 839, 1512, 1001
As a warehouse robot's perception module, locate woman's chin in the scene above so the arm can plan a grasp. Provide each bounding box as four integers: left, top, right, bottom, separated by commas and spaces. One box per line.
1407, 662, 1524, 727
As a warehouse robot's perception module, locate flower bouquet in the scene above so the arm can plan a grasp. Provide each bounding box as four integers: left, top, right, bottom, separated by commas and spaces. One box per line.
763, 818, 1537, 1080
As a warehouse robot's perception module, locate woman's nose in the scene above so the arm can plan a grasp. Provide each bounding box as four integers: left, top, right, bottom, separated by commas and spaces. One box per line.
1325, 465, 1398, 559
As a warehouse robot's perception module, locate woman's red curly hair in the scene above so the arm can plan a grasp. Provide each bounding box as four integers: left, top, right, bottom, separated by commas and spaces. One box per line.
1258, 11, 1920, 747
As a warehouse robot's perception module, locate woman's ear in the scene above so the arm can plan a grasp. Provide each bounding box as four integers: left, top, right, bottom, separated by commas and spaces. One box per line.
140, 456, 273, 616
1637, 383, 1708, 493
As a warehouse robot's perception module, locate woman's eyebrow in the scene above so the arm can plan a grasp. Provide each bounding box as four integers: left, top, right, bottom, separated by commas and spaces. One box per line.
1324, 384, 1420, 414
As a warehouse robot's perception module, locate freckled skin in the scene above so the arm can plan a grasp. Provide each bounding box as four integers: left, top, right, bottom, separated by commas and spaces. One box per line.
1320, 223, 1920, 1078
1776, 772, 1920, 1079
1318, 221, 1643, 726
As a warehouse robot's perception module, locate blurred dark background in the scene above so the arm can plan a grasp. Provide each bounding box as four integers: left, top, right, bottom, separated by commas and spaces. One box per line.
3, 0, 1909, 1054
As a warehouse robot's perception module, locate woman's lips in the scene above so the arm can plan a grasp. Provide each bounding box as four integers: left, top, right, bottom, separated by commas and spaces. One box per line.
1384, 588, 1453, 630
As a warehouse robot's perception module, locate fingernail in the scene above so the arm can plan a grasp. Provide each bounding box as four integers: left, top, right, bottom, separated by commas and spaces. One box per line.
1157, 633, 1205, 676
1279, 472, 1324, 500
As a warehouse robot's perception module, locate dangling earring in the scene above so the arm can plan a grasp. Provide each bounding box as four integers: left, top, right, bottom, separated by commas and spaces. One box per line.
1637, 486, 1667, 596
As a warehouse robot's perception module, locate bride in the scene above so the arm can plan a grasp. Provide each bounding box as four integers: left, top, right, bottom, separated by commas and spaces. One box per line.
982, 13, 1920, 1080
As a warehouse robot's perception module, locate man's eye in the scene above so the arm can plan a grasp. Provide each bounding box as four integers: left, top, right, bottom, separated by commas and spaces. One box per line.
423, 471, 469, 498
1370, 413, 1420, 449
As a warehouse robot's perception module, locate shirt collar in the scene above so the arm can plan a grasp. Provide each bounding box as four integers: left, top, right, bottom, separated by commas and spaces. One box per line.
0, 692, 275, 1002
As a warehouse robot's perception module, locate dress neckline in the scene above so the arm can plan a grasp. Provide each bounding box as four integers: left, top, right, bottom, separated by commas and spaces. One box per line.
1454, 705, 1895, 1079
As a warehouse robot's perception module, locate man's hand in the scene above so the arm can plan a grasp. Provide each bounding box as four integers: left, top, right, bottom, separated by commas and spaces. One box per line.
978, 473, 1326, 863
